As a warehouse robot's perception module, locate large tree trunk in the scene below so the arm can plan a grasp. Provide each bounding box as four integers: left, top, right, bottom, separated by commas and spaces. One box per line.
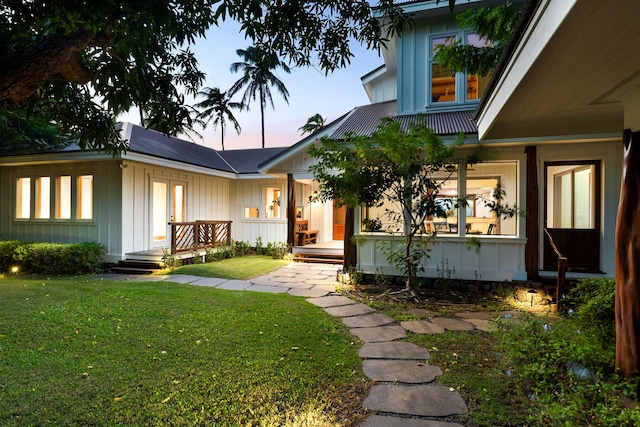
0, 29, 106, 104
343, 206, 356, 270
615, 129, 640, 378
525, 146, 540, 280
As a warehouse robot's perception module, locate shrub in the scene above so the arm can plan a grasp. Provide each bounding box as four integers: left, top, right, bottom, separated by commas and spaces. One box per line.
12, 242, 106, 275
234, 240, 253, 256
494, 277, 640, 425
265, 242, 290, 259
0, 240, 23, 272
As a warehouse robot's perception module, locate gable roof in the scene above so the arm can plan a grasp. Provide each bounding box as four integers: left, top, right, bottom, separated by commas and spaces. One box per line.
218, 147, 288, 174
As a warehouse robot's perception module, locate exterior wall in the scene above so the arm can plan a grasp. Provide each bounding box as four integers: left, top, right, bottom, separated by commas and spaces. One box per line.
229, 178, 288, 245
367, 71, 398, 104
0, 160, 123, 262
121, 161, 230, 257
397, 14, 460, 115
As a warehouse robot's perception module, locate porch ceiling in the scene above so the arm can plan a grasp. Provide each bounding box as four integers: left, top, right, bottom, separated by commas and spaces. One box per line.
478, 0, 640, 140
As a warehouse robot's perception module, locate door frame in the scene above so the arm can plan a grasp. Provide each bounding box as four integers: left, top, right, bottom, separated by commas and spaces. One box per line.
542, 160, 601, 272
150, 178, 187, 249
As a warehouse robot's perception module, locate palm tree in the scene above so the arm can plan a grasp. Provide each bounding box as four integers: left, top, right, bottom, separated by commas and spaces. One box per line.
299, 113, 326, 136
230, 46, 291, 148
194, 87, 242, 151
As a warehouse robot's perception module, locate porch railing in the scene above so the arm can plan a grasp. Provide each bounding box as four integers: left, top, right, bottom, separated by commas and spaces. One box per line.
169, 220, 232, 254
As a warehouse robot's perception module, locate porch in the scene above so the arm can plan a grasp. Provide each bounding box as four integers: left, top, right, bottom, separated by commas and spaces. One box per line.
292, 240, 344, 264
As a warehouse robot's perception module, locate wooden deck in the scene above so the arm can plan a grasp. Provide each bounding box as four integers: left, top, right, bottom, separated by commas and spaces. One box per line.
292, 241, 344, 264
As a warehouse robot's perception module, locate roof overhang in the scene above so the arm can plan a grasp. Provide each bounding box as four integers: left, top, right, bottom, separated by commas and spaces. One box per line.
477, 0, 640, 141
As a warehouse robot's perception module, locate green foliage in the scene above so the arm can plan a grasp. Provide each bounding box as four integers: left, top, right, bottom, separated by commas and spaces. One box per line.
0, 241, 22, 272
299, 113, 326, 136
433, 3, 521, 76
1, 1, 410, 152
11, 242, 105, 275
255, 236, 265, 255
361, 217, 382, 231
494, 279, 640, 425
194, 87, 243, 151
162, 248, 180, 269
265, 242, 290, 259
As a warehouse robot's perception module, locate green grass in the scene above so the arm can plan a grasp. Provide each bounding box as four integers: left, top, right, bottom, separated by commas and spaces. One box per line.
169, 255, 290, 280
0, 275, 367, 426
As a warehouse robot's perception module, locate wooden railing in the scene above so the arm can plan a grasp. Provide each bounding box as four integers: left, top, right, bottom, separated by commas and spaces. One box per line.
169, 220, 232, 253
544, 228, 567, 311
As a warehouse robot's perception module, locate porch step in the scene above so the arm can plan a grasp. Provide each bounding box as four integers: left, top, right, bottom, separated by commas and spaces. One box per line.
292, 252, 343, 264
110, 259, 164, 275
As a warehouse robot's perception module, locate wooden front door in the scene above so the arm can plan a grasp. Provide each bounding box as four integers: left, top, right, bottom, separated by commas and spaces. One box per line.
333, 201, 346, 240
543, 162, 601, 272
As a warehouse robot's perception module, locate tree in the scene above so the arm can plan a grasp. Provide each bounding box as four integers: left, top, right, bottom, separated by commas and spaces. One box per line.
299, 114, 326, 136
194, 87, 242, 151
433, 3, 520, 76
0, 1, 410, 154
229, 46, 291, 149
311, 117, 487, 295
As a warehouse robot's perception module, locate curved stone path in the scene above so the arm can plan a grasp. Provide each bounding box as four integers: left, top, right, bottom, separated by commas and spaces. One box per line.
97, 262, 511, 426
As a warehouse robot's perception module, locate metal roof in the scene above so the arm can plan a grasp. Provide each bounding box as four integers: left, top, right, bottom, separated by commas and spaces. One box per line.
329, 100, 477, 140
219, 147, 288, 174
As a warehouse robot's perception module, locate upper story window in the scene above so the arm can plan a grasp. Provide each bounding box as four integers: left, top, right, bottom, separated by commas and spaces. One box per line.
430, 32, 492, 106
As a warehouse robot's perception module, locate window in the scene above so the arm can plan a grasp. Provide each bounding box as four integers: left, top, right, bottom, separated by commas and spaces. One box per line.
77, 175, 93, 219
16, 174, 94, 221
36, 177, 51, 219
16, 178, 31, 219
264, 187, 281, 219
152, 182, 167, 241
244, 207, 260, 218
430, 32, 492, 104
56, 176, 71, 219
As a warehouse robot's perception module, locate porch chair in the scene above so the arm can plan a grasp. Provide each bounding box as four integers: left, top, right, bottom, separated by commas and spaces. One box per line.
295, 219, 319, 246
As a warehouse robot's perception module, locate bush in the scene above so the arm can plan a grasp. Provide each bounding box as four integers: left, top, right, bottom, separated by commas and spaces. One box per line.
0, 240, 22, 272
12, 241, 106, 275
265, 242, 290, 259
494, 277, 640, 425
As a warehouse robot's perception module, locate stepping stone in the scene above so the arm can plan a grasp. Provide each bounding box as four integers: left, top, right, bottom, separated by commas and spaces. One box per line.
324, 303, 375, 317
216, 280, 251, 291
401, 320, 445, 334
349, 325, 406, 343
307, 295, 355, 308
362, 415, 464, 427
407, 308, 437, 317
287, 289, 331, 298
268, 276, 302, 283
463, 318, 493, 332
246, 284, 288, 294
363, 360, 442, 383
131, 275, 170, 282
456, 311, 493, 321
191, 277, 227, 287
359, 342, 431, 360
310, 284, 336, 293
431, 317, 475, 331
342, 313, 395, 328
363, 384, 468, 417
165, 274, 208, 284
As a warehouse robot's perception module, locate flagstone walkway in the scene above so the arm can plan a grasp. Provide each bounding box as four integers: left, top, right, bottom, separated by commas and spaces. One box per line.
98, 262, 516, 426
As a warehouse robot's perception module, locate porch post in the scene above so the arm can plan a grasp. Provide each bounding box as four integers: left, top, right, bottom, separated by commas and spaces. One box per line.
615, 129, 640, 379
287, 174, 296, 247
344, 206, 357, 270
525, 146, 539, 281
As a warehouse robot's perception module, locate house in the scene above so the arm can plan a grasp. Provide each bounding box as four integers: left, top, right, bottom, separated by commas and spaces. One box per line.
1, 0, 628, 283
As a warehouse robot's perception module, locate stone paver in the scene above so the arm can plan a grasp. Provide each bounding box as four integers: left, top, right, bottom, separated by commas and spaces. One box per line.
287, 288, 331, 298
246, 284, 288, 293
191, 277, 227, 287
363, 360, 442, 383
463, 318, 493, 332
307, 295, 356, 308
163, 274, 204, 284
342, 313, 396, 328
363, 385, 468, 417
130, 274, 170, 282
431, 317, 475, 331
216, 280, 252, 290
362, 415, 464, 427
455, 311, 493, 321
349, 325, 406, 343
401, 320, 446, 334
324, 303, 375, 317
359, 342, 431, 360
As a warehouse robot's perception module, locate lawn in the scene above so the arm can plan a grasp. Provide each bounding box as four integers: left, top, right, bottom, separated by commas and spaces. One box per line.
169, 255, 290, 280
0, 274, 368, 426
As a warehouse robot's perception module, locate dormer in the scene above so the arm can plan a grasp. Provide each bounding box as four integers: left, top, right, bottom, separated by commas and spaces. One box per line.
367, 0, 516, 115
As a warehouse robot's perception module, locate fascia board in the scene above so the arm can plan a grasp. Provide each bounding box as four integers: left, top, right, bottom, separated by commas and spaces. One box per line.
122, 152, 237, 179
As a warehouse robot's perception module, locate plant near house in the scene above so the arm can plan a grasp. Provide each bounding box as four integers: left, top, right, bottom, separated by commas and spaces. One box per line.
311, 116, 487, 296
265, 242, 290, 259
161, 248, 179, 269
0, 240, 22, 272
255, 236, 265, 255
11, 241, 105, 275
361, 218, 383, 232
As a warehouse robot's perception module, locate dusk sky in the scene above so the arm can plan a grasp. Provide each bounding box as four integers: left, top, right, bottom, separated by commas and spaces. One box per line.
120, 19, 383, 151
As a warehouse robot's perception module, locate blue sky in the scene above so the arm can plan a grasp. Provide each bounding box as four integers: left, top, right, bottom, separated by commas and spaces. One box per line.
121, 19, 382, 151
